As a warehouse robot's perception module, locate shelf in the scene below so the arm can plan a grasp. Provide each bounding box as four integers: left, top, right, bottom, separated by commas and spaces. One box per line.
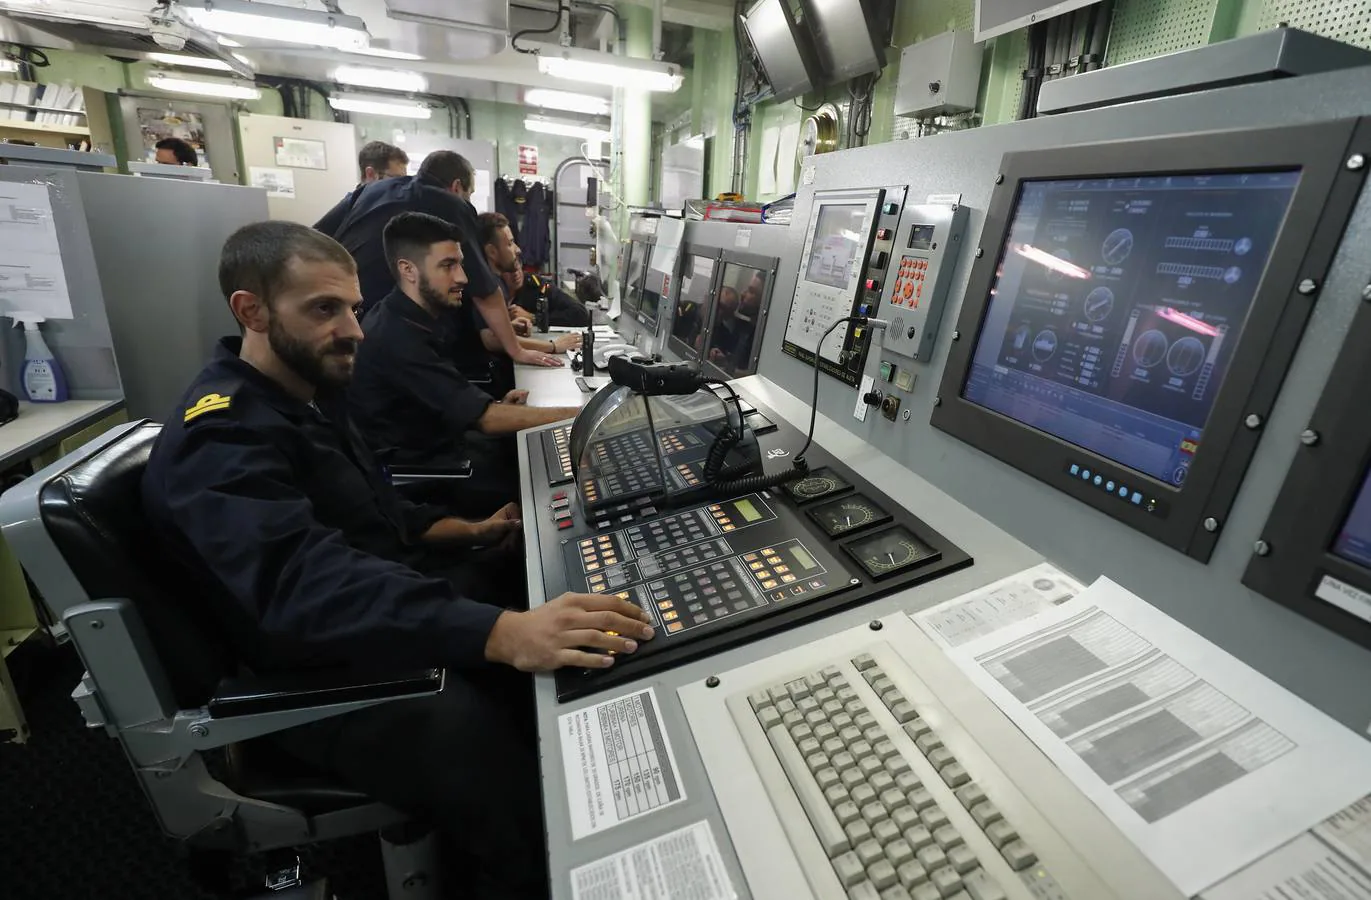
0, 100, 87, 117
0, 120, 91, 137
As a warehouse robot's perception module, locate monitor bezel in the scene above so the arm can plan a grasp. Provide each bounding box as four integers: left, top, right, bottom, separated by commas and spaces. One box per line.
621, 236, 655, 317
702, 250, 782, 381
1244, 295, 1371, 650
931, 119, 1368, 562
666, 244, 725, 364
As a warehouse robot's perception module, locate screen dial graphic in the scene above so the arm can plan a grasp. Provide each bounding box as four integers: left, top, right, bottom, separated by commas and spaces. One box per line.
809, 494, 892, 538
783, 467, 852, 504
846, 526, 938, 580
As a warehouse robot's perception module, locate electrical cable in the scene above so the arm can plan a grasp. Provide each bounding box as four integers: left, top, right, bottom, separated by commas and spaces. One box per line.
795, 314, 874, 466
512, 2, 568, 54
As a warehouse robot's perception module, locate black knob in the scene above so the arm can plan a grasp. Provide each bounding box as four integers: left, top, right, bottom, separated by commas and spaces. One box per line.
906, 327, 917, 339
863, 390, 883, 406
929, 80, 942, 94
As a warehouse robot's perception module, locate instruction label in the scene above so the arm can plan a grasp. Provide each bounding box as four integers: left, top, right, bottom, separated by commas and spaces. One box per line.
570, 821, 736, 900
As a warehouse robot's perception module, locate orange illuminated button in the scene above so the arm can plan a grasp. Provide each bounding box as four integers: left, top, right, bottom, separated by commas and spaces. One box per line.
667, 622, 684, 633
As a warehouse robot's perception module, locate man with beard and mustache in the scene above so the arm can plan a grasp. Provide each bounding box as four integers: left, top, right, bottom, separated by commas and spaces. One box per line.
142, 221, 653, 900
349, 212, 582, 516
479, 211, 591, 329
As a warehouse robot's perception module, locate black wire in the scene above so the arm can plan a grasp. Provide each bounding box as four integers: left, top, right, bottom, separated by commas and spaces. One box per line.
794, 96, 823, 111
512, 2, 568, 54
796, 315, 864, 466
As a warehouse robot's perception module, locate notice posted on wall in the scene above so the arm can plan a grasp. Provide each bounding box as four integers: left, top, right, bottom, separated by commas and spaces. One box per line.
0, 181, 73, 320
560, 687, 685, 840
570, 821, 735, 900
249, 167, 296, 199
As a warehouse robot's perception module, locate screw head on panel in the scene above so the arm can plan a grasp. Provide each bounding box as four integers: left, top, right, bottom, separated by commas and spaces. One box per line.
1301, 428, 1321, 446
902, 409, 911, 422
705, 675, 720, 688
1348, 153, 1366, 170
189, 724, 208, 738
1203, 517, 1220, 533
1253, 540, 1271, 557
90, 620, 103, 630
1244, 414, 1262, 430
975, 247, 984, 258
1297, 279, 1318, 296
933, 396, 942, 407
869, 620, 884, 631
1363, 284, 1371, 302
995, 173, 1004, 184
952, 331, 961, 341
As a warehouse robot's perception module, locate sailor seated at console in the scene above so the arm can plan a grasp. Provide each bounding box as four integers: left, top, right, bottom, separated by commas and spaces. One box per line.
349, 212, 582, 517
141, 221, 653, 900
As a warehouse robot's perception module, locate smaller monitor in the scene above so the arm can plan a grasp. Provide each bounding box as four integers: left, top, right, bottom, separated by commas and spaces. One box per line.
638, 268, 665, 330
933, 118, 1367, 561
621, 240, 652, 317
668, 250, 722, 362
799, 0, 888, 82
742, 0, 820, 101
703, 253, 779, 380
1245, 293, 1371, 652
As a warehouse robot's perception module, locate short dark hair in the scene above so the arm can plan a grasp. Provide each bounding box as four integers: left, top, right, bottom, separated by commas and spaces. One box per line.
219, 221, 355, 309
383, 212, 464, 279
358, 140, 407, 178
476, 212, 510, 249
155, 137, 197, 166
418, 150, 474, 193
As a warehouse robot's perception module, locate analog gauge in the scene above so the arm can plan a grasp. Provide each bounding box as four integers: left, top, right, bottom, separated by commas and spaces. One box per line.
809, 494, 892, 538
783, 467, 852, 504
1101, 228, 1135, 265
1083, 286, 1114, 323
845, 526, 938, 581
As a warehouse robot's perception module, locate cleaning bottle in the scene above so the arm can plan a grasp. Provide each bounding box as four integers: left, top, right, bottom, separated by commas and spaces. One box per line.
11, 313, 68, 403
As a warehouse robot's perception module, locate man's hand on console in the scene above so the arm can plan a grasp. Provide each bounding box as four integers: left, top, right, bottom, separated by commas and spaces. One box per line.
484, 593, 656, 672
474, 501, 523, 550
552, 333, 582, 353
502, 389, 530, 405
512, 317, 533, 337
514, 347, 566, 368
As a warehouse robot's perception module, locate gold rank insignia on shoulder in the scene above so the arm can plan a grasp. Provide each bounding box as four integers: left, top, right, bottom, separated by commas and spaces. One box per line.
184, 392, 232, 423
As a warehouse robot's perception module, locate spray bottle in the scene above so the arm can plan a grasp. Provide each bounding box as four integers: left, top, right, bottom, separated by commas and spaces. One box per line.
11, 313, 68, 403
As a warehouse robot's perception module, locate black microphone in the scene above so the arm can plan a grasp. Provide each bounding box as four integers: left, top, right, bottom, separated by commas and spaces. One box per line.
607, 355, 706, 395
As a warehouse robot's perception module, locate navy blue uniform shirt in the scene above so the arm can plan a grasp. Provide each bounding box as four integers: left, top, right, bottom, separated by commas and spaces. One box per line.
350, 289, 493, 469
323, 173, 500, 312
141, 338, 504, 673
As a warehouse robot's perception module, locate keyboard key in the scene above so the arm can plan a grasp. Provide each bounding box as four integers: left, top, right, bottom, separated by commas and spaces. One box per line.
915, 733, 944, 755
879, 788, 905, 811
869, 860, 898, 890
880, 688, 903, 708
861, 802, 887, 825
864, 725, 886, 744
891, 806, 920, 832
916, 846, 946, 872
835, 801, 861, 825
854, 712, 877, 731
850, 883, 880, 900
834, 851, 866, 887
874, 739, 899, 761
933, 825, 963, 850
985, 821, 1016, 849
871, 675, 894, 694
764, 725, 849, 857
856, 839, 885, 867
798, 736, 821, 756
853, 654, 877, 671
903, 826, 933, 850
843, 769, 867, 789
887, 756, 912, 777
807, 752, 829, 773
815, 723, 838, 742
908, 788, 936, 811
954, 785, 986, 809
860, 757, 884, 777
851, 739, 875, 760
929, 866, 961, 897
846, 820, 873, 846
758, 707, 782, 729
833, 713, 855, 731
947, 847, 979, 875
1001, 841, 1036, 871
825, 784, 849, 806
920, 807, 949, 831
904, 720, 931, 740
927, 748, 955, 770
897, 860, 929, 888
881, 886, 913, 900
963, 869, 1007, 900
886, 838, 915, 867
840, 727, 863, 746
776, 698, 797, 715
815, 688, 837, 705
851, 784, 877, 807
816, 768, 841, 790
870, 772, 896, 794
941, 764, 970, 788
872, 819, 901, 845
895, 772, 921, 793
833, 751, 857, 771
890, 700, 918, 723
969, 802, 1001, 828
748, 691, 772, 711
912, 884, 941, 900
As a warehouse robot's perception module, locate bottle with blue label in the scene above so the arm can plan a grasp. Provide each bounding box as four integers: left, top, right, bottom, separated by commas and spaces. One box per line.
12, 313, 68, 403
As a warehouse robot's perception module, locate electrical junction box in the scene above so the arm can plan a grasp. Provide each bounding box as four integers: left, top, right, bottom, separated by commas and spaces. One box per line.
895, 30, 983, 118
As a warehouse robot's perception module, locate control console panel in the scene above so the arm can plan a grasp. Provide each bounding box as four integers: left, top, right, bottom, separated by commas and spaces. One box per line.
881, 200, 969, 361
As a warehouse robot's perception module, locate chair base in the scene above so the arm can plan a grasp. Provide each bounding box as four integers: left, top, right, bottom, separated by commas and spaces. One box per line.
380, 821, 441, 899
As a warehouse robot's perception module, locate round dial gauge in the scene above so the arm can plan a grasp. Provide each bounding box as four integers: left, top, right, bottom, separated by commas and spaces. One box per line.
809, 494, 892, 537
846, 526, 937, 580
783, 467, 852, 503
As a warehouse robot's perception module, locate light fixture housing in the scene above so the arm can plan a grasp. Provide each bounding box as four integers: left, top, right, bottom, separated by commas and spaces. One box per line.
347, 45, 424, 61
524, 116, 611, 142
524, 88, 610, 116
0, 59, 18, 74
146, 72, 262, 100
537, 47, 682, 92
331, 65, 426, 93
145, 51, 233, 70
178, 0, 370, 51
329, 93, 432, 119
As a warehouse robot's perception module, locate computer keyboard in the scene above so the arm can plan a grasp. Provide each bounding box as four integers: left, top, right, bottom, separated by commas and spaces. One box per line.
680, 614, 1179, 900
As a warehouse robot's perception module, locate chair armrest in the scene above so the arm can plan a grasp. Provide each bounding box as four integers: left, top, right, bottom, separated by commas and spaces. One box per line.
207, 668, 443, 718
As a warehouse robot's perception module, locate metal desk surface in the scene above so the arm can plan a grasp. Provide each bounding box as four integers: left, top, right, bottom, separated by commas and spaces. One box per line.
518, 375, 1045, 899
0, 399, 125, 472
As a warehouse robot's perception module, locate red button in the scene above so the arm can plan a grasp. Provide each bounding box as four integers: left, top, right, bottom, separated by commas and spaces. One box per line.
552, 491, 567, 501
876, 228, 891, 240
557, 519, 574, 530
865, 278, 880, 291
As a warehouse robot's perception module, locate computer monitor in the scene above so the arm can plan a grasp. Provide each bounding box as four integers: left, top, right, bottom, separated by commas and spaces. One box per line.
622, 239, 652, 317
619, 241, 641, 315
933, 120, 1366, 561
702, 253, 780, 380
668, 249, 722, 362
1245, 293, 1371, 651
638, 266, 665, 331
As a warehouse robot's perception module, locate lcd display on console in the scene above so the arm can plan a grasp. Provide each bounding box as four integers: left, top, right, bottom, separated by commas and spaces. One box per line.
670, 255, 718, 358
1333, 468, 1371, 569
705, 262, 770, 377
963, 171, 1300, 487
804, 203, 867, 289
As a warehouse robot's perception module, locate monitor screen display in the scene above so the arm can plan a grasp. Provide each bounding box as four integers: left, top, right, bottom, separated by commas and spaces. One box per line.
1333, 467, 1371, 569
804, 203, 867, 290
670, 255, 718, 358
623, 242, 651, 314
705, 263, 770, 376
962, 170, 1301, 487
640, 272, 663, 325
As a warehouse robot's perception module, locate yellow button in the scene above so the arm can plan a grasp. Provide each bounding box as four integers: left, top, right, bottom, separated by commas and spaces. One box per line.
750, 562, 765, 571
744, 553, 759, 561
586, 563, 600, 571
658, 600, 674, 611
782, 574, 797, 583
761, 579, 778, 589
667, 622, 684, 633
663, 610, 679, 621
723, 524, 736, 531
775, 565, 791, 574
616, 592, 631, 599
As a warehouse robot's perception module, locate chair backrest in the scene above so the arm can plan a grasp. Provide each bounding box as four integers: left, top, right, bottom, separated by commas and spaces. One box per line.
35, 420, 231, 707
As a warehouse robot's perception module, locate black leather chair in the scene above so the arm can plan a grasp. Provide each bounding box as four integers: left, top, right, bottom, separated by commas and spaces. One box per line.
0, 420, 443, 898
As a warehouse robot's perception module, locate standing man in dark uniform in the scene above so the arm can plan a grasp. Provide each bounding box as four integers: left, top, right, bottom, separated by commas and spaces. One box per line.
141, 221, 653, 899
313, 140, 409, 238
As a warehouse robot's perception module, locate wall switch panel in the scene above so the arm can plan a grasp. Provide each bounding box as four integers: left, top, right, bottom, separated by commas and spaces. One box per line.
854, 374, 875, 422
881, 201, 970, 361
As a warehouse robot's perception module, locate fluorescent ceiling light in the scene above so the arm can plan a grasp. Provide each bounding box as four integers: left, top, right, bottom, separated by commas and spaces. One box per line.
332, 65, 426, 92
216, 36, 242, 47
146, 52, 233, 71
179, 0, 370, 52
537, 48, 682, 92
347, 45, 423, 61
524, 117, 611, 142
524, 89, 610, 116
146, 72, 262, 100
329, 93, 431, 119
0, 59, 18, 74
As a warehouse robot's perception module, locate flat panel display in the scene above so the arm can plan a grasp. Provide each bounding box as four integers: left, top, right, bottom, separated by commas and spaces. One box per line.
804, 203, 867, 289
705, 263, 770, 378
1333, 468, 1371, 569
639, 270, 664, 327
622, 240, 651, 316
670, 254, 719, 361
962, 170, 1300, 488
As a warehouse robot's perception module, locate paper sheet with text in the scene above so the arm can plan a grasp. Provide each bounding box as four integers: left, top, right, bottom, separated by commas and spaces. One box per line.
569, 821, 735, 900
561, 687, 685, 840
915, 576, 1371, 895
0, 181, 74, 319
